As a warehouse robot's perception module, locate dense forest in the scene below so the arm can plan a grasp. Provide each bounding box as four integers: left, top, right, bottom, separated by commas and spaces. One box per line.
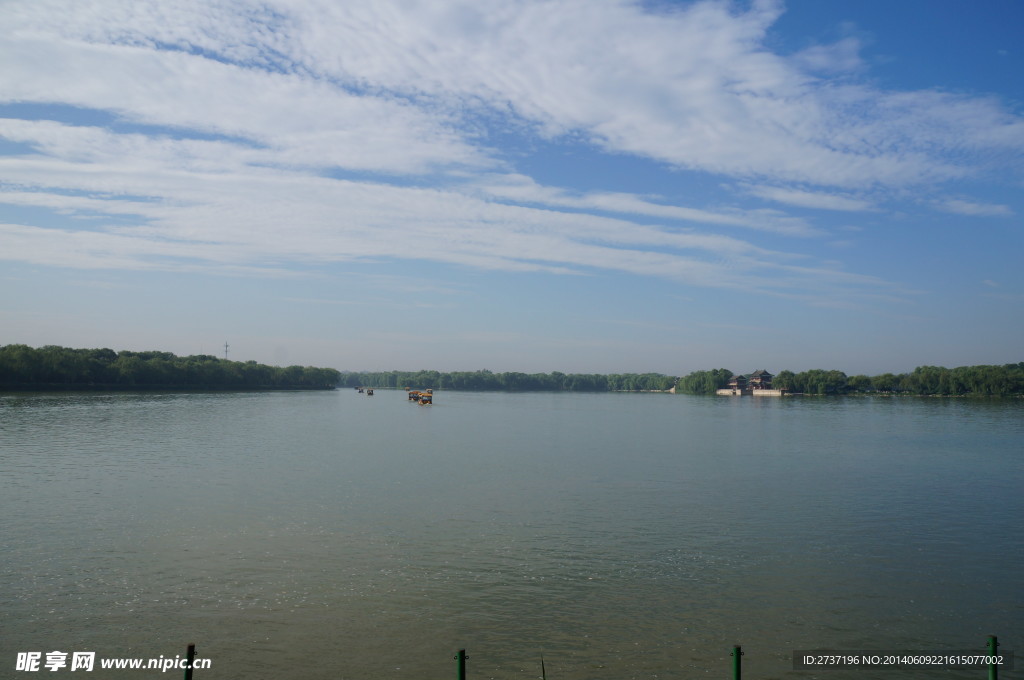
674, 364, 1024, 397
0, 345, 340, 390
340, 369, 676, 392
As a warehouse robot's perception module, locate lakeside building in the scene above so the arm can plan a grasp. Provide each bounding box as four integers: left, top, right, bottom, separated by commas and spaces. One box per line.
717, 370, 786, 396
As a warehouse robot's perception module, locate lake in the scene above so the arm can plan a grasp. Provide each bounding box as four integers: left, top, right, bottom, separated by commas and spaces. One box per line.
2, 389, 1021, 679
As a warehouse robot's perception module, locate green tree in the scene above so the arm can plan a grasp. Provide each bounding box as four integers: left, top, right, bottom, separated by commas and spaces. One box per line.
846, 374, 872, 392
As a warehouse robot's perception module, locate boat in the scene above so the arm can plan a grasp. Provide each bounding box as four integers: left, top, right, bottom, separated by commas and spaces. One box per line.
407, 389, 433, 405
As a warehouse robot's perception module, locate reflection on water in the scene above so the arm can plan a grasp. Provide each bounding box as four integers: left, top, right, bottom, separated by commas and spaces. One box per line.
1, 390, 1021, 679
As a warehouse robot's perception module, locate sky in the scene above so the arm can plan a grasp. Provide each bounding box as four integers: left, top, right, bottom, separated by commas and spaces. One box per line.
1, 0, 1022, 376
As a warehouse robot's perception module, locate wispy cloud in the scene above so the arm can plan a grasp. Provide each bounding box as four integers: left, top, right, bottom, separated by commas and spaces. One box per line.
0, 119, 874, 301
939, 199, 1013, 217
7, 0, 1022, 184
790, 37, 864, 74
1, 0, 1022, 313
741, 184, 874, 212
472, 174, 820, 236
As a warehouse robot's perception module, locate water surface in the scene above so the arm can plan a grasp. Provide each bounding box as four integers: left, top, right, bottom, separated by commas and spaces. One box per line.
2, 390, 1021, 678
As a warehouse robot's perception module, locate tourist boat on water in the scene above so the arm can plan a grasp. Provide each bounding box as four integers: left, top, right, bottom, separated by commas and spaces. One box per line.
406, 388, 433, 405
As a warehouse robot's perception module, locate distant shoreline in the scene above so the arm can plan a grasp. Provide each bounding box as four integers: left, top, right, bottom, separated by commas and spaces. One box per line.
347, 364, 1024, 397
3, 346, 1022, 397
0, 345, 341, 391
0, 383, 336, 392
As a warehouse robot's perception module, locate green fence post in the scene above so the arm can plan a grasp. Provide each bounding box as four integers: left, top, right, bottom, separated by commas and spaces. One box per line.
731, 645, 742, 680
455, 648, 467, 680
183, 643, 195, 680
987, 635, 998, 680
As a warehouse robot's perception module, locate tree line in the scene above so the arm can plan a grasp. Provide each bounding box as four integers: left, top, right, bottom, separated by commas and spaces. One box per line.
3, 345, 1020, 396
341, 369, 677, 392
674, 364, 1024, 397
0, 345, 340, 390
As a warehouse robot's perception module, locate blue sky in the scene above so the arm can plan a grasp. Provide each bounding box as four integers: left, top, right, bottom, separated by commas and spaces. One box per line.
1, 0, 1021, 375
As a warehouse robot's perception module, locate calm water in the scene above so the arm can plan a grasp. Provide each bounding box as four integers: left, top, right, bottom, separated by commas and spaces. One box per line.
1, 390, 1021, 679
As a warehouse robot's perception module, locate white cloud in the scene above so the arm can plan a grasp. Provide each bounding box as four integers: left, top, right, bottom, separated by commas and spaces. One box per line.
0, 119, 900, 304
0, 33, 489, 175
5, 0, 1022, 188
791, 37, 864, 74
742, 184, 874, 212
472, 174, 820, 235
1, 0, 1021, 314
940, 199, 1013, 217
